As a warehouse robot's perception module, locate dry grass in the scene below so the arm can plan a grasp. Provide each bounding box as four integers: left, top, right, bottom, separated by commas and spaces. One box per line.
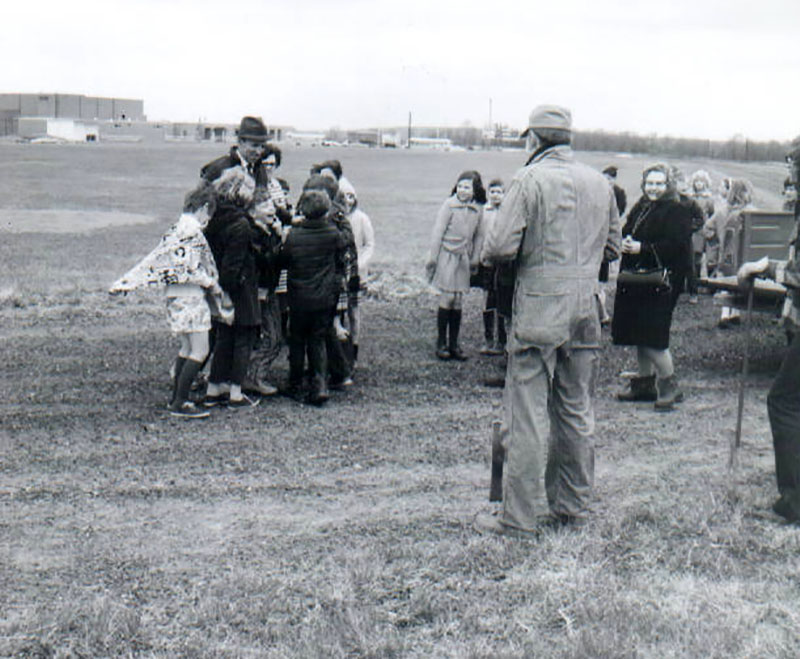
1, 142, 799, 657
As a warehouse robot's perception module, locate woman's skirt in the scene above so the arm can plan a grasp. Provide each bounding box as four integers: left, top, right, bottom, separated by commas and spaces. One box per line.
611, 283, 677, 350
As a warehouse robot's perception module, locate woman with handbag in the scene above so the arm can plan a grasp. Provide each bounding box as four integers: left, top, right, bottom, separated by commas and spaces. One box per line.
612, 163, 694, 410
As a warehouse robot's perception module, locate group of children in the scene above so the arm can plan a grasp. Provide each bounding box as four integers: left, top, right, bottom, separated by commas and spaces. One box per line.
111, 118, 374, 417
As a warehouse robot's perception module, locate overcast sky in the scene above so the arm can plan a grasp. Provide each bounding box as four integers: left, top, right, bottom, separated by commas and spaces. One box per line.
4, 0, 798, 141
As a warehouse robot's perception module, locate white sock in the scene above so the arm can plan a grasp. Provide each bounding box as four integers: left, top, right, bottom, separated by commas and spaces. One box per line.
207, 382, 231, 397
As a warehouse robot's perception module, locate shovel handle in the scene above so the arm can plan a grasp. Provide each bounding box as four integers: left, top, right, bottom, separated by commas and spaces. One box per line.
730, 285, 755, 470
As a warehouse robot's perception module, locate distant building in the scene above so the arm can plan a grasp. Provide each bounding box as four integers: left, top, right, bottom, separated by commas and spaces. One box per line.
286, 131, 326, 146
0, 92, 145, 138
169, 122, 285, 143
344, 129, 400, 148
18, 117, 99, 142
0, 93, 285, 144
408, 136, 453, 149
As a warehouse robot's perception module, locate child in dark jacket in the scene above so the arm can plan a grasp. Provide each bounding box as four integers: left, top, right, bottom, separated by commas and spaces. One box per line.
302, 175, 357, 388
279, 189, 345, 405
201, 166, 262, 409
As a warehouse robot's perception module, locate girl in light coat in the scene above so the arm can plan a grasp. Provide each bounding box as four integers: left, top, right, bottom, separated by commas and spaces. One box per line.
425, 170, 486, 361
337, 178, 374, 363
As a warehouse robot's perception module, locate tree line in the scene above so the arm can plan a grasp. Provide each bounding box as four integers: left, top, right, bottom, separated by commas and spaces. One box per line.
328, 123, 792, 162
489, 128, 789, 162
570, 130, 790, 162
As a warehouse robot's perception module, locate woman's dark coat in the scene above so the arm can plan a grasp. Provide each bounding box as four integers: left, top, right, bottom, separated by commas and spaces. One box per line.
611, 193, 693, 349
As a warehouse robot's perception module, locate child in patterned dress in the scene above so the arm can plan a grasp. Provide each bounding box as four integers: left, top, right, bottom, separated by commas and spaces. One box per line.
110, 183, 225, 419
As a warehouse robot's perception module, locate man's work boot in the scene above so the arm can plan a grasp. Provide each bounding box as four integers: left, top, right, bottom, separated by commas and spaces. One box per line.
617, 375, 657, 402
654, 375, 685, 411
473, 512, 558, 540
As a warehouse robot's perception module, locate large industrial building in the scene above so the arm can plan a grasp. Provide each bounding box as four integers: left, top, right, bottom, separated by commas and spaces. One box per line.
0, 92, 286, 144
0, 93, 146, 141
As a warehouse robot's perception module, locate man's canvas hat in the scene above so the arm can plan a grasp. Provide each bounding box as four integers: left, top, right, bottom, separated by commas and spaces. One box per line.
520, 105, 572, 138
238, 116, 268, 143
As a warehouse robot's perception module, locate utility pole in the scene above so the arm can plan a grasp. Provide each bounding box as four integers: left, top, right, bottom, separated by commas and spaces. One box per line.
408, 111, 412, 148
488, 97, 493, 149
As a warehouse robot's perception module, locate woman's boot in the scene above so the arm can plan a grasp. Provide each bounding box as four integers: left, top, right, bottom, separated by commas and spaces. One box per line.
655, 375, 685, 411
617, 375, 657, 402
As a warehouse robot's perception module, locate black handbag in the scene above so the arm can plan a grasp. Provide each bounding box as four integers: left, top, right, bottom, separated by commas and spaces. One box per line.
617, 205, 671, 293
618, 247, 671, 293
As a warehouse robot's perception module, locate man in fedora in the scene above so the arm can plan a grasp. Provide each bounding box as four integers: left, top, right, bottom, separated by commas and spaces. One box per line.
475, 105, 621, 538
201, 115, 269, 185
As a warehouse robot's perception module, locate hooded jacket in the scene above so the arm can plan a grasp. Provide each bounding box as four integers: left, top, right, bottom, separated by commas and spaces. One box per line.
338, 178, 375, 281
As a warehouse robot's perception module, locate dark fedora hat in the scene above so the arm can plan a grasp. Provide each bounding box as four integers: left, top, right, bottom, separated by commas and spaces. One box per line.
238, 116, 268, 143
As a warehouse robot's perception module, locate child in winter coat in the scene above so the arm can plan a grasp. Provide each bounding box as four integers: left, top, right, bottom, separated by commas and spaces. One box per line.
425, 170, 486, 361
201, 166, 262, 409
278, 188, 345, 405
109, 183, 224, 419
303, 174, 356, 388
478, 179, 506, 355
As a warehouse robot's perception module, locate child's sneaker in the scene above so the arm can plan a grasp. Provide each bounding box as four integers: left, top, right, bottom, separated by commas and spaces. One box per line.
329, 376, 354, 391
170, 402, 210, 419
201, 393, 229, 408
227, 393, 261, 409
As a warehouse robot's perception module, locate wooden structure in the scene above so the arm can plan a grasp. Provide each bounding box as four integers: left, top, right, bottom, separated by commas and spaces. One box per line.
702, 210, 795, 313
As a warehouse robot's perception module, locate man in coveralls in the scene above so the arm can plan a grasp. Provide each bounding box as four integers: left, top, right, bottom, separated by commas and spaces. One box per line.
475, 105, 621, 538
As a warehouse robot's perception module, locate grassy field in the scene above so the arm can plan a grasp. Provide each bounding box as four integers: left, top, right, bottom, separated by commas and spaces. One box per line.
1, 141, 798, 657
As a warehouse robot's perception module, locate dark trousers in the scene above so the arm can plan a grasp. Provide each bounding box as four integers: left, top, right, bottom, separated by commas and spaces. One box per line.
326, 315, 352, 385
768, 330, 800, 513
289, 308, 333, 390
484, 285, 498, 311
209, 322, 257, 386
